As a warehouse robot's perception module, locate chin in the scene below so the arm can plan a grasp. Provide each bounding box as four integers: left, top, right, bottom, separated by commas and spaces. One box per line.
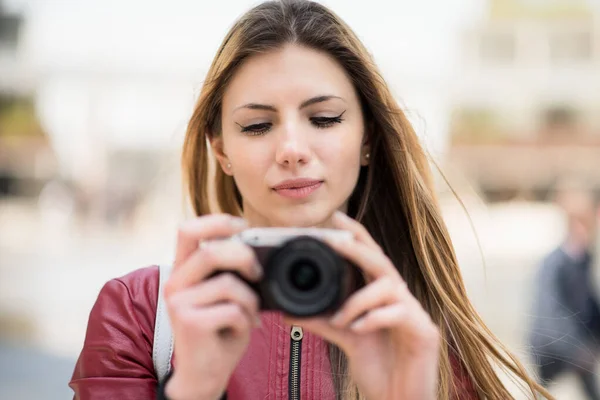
269, 205, 335, 228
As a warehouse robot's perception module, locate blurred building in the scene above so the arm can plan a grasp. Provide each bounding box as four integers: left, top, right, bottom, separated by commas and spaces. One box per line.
447, 0, 600, 202
0, 0, 31, 95
0, 0, 54, 198
22, 1, 205, 225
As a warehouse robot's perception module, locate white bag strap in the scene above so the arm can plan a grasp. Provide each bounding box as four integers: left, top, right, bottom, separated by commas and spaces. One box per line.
153, 264, 174, 382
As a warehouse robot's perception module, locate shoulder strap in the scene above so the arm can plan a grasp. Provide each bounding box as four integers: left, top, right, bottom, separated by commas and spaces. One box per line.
153, 264, 174, 383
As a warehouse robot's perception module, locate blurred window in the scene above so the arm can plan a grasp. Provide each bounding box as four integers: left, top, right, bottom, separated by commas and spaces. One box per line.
479, 31, 516, 65
549, 30, 591, 64
450, 107, 504, 143
0, 15, 21, 51
541, 105, 580, 138
543, 106, 577, 127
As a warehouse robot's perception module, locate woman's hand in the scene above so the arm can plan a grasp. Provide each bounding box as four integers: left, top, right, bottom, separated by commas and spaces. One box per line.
163, 214, 262, 400
285, 212, 440, 400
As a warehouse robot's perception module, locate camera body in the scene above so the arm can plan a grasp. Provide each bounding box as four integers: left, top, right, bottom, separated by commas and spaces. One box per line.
231, 228, 359, 317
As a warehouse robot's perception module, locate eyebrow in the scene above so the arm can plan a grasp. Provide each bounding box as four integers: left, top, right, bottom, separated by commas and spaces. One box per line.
233, 95, 344, 113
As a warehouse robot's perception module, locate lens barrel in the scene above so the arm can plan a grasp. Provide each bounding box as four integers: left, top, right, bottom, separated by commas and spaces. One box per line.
260, 236, 349, 317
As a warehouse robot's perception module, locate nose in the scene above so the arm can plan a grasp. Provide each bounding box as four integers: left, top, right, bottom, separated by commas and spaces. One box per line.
275, 123, 312, 169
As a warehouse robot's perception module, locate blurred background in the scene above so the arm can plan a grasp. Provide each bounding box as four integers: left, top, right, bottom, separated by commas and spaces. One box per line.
1, 0, 600, 398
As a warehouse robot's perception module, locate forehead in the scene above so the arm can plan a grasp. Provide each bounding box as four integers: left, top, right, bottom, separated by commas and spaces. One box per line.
222, 44, 357, 109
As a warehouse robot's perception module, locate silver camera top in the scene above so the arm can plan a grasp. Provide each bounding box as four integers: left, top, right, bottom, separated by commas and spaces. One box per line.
235, 227, 352, 247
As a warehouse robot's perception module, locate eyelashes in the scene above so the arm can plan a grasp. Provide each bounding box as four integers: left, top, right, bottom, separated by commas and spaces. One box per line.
236, 111, 346, 136
310, 110, 346, 129
237, 122, 272, 136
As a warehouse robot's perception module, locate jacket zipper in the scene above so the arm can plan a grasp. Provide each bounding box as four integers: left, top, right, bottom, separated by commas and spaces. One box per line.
289, 325, 303, 400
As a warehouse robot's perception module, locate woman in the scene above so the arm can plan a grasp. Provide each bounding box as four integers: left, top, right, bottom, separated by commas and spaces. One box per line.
70, 1, 552, 399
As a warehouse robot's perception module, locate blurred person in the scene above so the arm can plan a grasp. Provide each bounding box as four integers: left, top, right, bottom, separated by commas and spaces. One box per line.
69, 1, 552, 399
528, 188, 600, 399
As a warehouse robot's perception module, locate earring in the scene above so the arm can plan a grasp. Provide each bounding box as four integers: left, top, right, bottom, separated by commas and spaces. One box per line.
365, 153, 370, 160
227, 162, 231, 169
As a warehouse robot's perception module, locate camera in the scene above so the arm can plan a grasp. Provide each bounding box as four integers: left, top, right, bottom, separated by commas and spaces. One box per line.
229, 228, 359, 317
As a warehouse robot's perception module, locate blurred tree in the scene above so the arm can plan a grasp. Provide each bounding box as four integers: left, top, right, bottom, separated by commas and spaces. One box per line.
0, 95, 45, 140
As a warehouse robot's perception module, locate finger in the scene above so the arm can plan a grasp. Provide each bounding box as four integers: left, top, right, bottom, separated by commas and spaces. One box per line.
175, 214, 248, 267
324, 237, 398, 281
349, 304, 439, 345
349, 303, 408, 333
331, 211, 381, 252
178, 303, 254, 336
165, 240, 260, 295
283, 315, 353, 352
167, 273, 261, 326
330, 277, 405, 328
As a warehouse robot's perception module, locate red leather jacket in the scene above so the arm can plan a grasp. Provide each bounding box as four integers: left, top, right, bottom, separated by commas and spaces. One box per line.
70, 266, 478, 399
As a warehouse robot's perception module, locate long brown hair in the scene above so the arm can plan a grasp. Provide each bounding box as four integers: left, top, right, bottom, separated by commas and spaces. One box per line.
181, 1, 552, 398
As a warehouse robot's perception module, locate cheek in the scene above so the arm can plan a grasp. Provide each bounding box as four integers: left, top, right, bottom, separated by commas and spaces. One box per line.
319, 133, 362, 183
325, 127, 362, 163
226, 138, 271, 189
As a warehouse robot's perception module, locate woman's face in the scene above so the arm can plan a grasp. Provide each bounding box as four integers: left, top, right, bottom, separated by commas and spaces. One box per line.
215, 44, 369, 227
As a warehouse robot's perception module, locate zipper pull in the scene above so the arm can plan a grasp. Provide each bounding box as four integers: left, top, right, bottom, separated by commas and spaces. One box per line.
291, 325, 303, 341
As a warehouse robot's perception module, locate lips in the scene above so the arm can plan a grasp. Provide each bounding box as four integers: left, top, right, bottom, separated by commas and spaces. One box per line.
272, 178, 323, 190
272, 178, 323, 199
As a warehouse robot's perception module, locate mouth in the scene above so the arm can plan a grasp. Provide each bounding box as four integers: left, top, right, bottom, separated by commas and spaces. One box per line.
272, 178, 323, 199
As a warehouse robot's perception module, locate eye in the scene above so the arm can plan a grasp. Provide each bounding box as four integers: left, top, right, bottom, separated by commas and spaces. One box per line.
310, 111, 346, 129
237, 122, 272, 136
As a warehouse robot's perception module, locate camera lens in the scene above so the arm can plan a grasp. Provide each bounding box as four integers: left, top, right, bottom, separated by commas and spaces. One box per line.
261, 236, 351, 317
289, 261, 321, 291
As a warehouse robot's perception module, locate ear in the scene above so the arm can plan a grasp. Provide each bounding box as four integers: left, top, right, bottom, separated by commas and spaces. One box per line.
360, 123, 372, 166
210, 136, 233, 176
360, 145, 371, 166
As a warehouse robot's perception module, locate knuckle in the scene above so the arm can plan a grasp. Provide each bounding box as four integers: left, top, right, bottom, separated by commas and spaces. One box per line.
379, 276, 396, 293
199, 244, 217, 265
165, 296, 177, 313
163, 279, 178, 297
176, 220, 196, 238
381, 275, 395, 287
224, 275, 259, 309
